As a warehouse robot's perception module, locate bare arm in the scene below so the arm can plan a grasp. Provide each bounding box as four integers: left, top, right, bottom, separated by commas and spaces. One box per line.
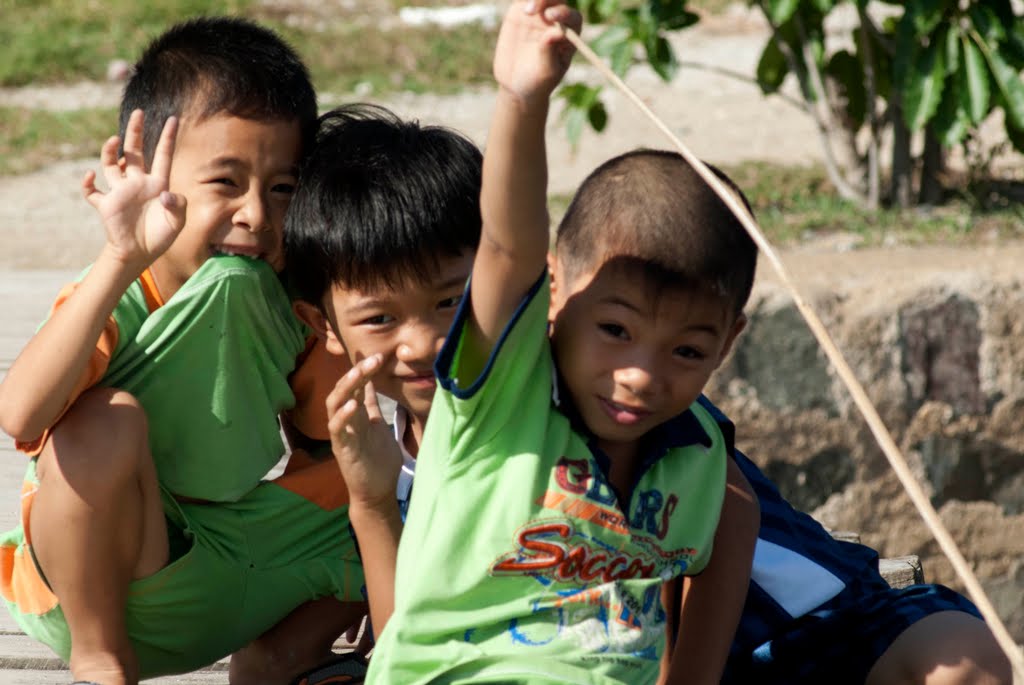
461, 1, 581, 378
326, 354, 404, 637
659, 457, 760, 684
0, 110, 185, 441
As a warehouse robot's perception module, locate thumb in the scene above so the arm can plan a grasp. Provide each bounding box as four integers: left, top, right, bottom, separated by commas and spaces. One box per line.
160, 191, 187, 233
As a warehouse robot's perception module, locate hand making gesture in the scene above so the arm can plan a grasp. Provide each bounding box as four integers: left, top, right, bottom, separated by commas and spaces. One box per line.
325, 354, 403, 511
82, 108, 186, 272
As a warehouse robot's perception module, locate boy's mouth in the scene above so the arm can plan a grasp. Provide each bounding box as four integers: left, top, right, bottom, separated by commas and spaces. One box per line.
598, 397, 651, 426
212, 244, 263, 260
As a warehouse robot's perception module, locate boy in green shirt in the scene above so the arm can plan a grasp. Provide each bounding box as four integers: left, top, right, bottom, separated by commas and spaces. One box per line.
307, 2, 759, 682
0, 18, 364, 684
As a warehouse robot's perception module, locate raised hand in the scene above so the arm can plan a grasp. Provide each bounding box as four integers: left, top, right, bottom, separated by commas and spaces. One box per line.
326, 354, 403, 510
82, 109, 186, 271
492, 0, 582, 107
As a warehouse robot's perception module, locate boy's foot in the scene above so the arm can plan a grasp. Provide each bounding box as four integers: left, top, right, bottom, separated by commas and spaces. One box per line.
290, 652, 369, 684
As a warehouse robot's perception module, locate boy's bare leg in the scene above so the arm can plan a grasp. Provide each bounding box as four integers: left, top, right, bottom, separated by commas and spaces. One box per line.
30, 387, 169, 685
228, 597, 368, 685
866, 611, 1011, 685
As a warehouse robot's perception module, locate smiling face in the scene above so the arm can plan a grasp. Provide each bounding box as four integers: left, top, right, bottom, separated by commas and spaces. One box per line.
149, 112, 303, 299
320, 251, 475, 447
549, 254, 745, 464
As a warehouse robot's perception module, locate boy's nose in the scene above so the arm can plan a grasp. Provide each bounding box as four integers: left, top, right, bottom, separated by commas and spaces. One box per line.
396, 323, 438, 363
614, 364, 657, 396
235, 188, 270, 233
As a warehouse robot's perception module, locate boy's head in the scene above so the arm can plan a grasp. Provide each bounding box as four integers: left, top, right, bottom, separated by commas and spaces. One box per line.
287, 104, 482, 438
549, 149, 757, 459
121, 17, 317, 297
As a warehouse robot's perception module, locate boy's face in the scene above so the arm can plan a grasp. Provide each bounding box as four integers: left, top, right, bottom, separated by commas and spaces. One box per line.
150, 112, 302, 298
321, 251, 475, 429
549, 254, 745, 463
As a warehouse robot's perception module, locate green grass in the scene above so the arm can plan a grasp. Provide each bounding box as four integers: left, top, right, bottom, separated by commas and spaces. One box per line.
0, 106, 118, 175
0, 0, 496, 94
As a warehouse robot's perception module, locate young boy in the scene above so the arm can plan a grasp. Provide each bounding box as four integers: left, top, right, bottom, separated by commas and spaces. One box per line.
284, 103, 485, 649
0, 18, 364, 685
351, 2, 758, 682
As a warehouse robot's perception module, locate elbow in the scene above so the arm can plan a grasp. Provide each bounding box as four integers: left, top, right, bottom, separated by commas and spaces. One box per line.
0, 392, 42, 443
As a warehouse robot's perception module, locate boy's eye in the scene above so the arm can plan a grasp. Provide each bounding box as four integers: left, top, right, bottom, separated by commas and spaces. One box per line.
272, 182, 296, 195
598, 323, 628, 340
360, 314, 395, 326
673, 345, 705, 360
438, 294, 463, 310
210, 177, 237, 187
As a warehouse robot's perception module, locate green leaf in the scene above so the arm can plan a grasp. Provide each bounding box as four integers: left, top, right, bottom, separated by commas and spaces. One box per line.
756, 38, 789, 95
892, 12, 919, 89
827, 50, 867, 128
587, 99, 608, 131
903, 35, 946, 131
589, 25, 631, 58
765, 0, 800, 26
608, 39, 633, 76
564, 104, 587, 146
644, 34, 678, 81
906, 0, 946, 37
1007, 118, 1024, 153
932, 76, 971, 147
944, 22, 960, 76
959, 35, 989, 124
967, 5, 1006, 43
810, 0, 835, 13
977, 38, 1024, 130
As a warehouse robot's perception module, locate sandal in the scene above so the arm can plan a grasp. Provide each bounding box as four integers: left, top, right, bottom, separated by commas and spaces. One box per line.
290, 652, 369, 685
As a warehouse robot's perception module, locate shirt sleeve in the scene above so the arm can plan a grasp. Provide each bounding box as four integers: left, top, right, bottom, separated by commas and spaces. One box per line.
15, 282, 119, 456
430, 271, 552, 464
285, 334, 352, 443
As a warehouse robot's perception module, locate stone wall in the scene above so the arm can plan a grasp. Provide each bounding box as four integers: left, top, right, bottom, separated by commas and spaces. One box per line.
705, 245, 1024, 641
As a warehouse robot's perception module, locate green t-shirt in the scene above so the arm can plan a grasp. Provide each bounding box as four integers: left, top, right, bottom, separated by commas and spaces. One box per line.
99, 255, 306, 501
368, 274, 728, 685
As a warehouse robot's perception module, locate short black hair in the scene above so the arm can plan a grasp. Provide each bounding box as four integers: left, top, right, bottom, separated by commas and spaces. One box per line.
284, 104, 483, 305
557, 149, 758, 313
119, 16, 317, 165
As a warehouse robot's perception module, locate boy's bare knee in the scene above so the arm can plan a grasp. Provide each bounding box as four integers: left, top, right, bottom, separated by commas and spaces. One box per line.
38, 387, 150, 491
868, 611, 1012, 685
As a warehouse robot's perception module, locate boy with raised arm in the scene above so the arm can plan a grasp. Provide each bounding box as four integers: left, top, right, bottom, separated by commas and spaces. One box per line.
356, 2, 758, 682
0, 18, 364, 684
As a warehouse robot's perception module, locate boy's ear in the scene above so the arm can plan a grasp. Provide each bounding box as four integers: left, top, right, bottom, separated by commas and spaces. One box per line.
714, 312, 747, 368
546, 252, 559, 322
292, 300, 346, 356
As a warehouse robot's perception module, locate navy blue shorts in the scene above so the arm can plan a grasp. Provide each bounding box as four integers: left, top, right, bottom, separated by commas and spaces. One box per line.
722, 583, 981, 685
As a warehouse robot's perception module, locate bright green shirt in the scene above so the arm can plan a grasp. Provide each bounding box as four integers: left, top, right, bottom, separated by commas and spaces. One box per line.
100, 255, 305, 501
368, 275, 728, 685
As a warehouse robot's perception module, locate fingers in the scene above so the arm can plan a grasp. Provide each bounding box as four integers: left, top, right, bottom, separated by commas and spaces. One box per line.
544, 4, 581, 34
99, 134, 123, 188
326, 354, 384, 419
121, 109, 146, 175
149, 115, 178, 183
159, 191, 188, 234
81, 170, 103, 208
363, 380, 383, 422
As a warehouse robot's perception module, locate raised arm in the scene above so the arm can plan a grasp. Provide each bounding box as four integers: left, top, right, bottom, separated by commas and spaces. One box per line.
0, 110, 185, 442
462, 1, 581, 374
